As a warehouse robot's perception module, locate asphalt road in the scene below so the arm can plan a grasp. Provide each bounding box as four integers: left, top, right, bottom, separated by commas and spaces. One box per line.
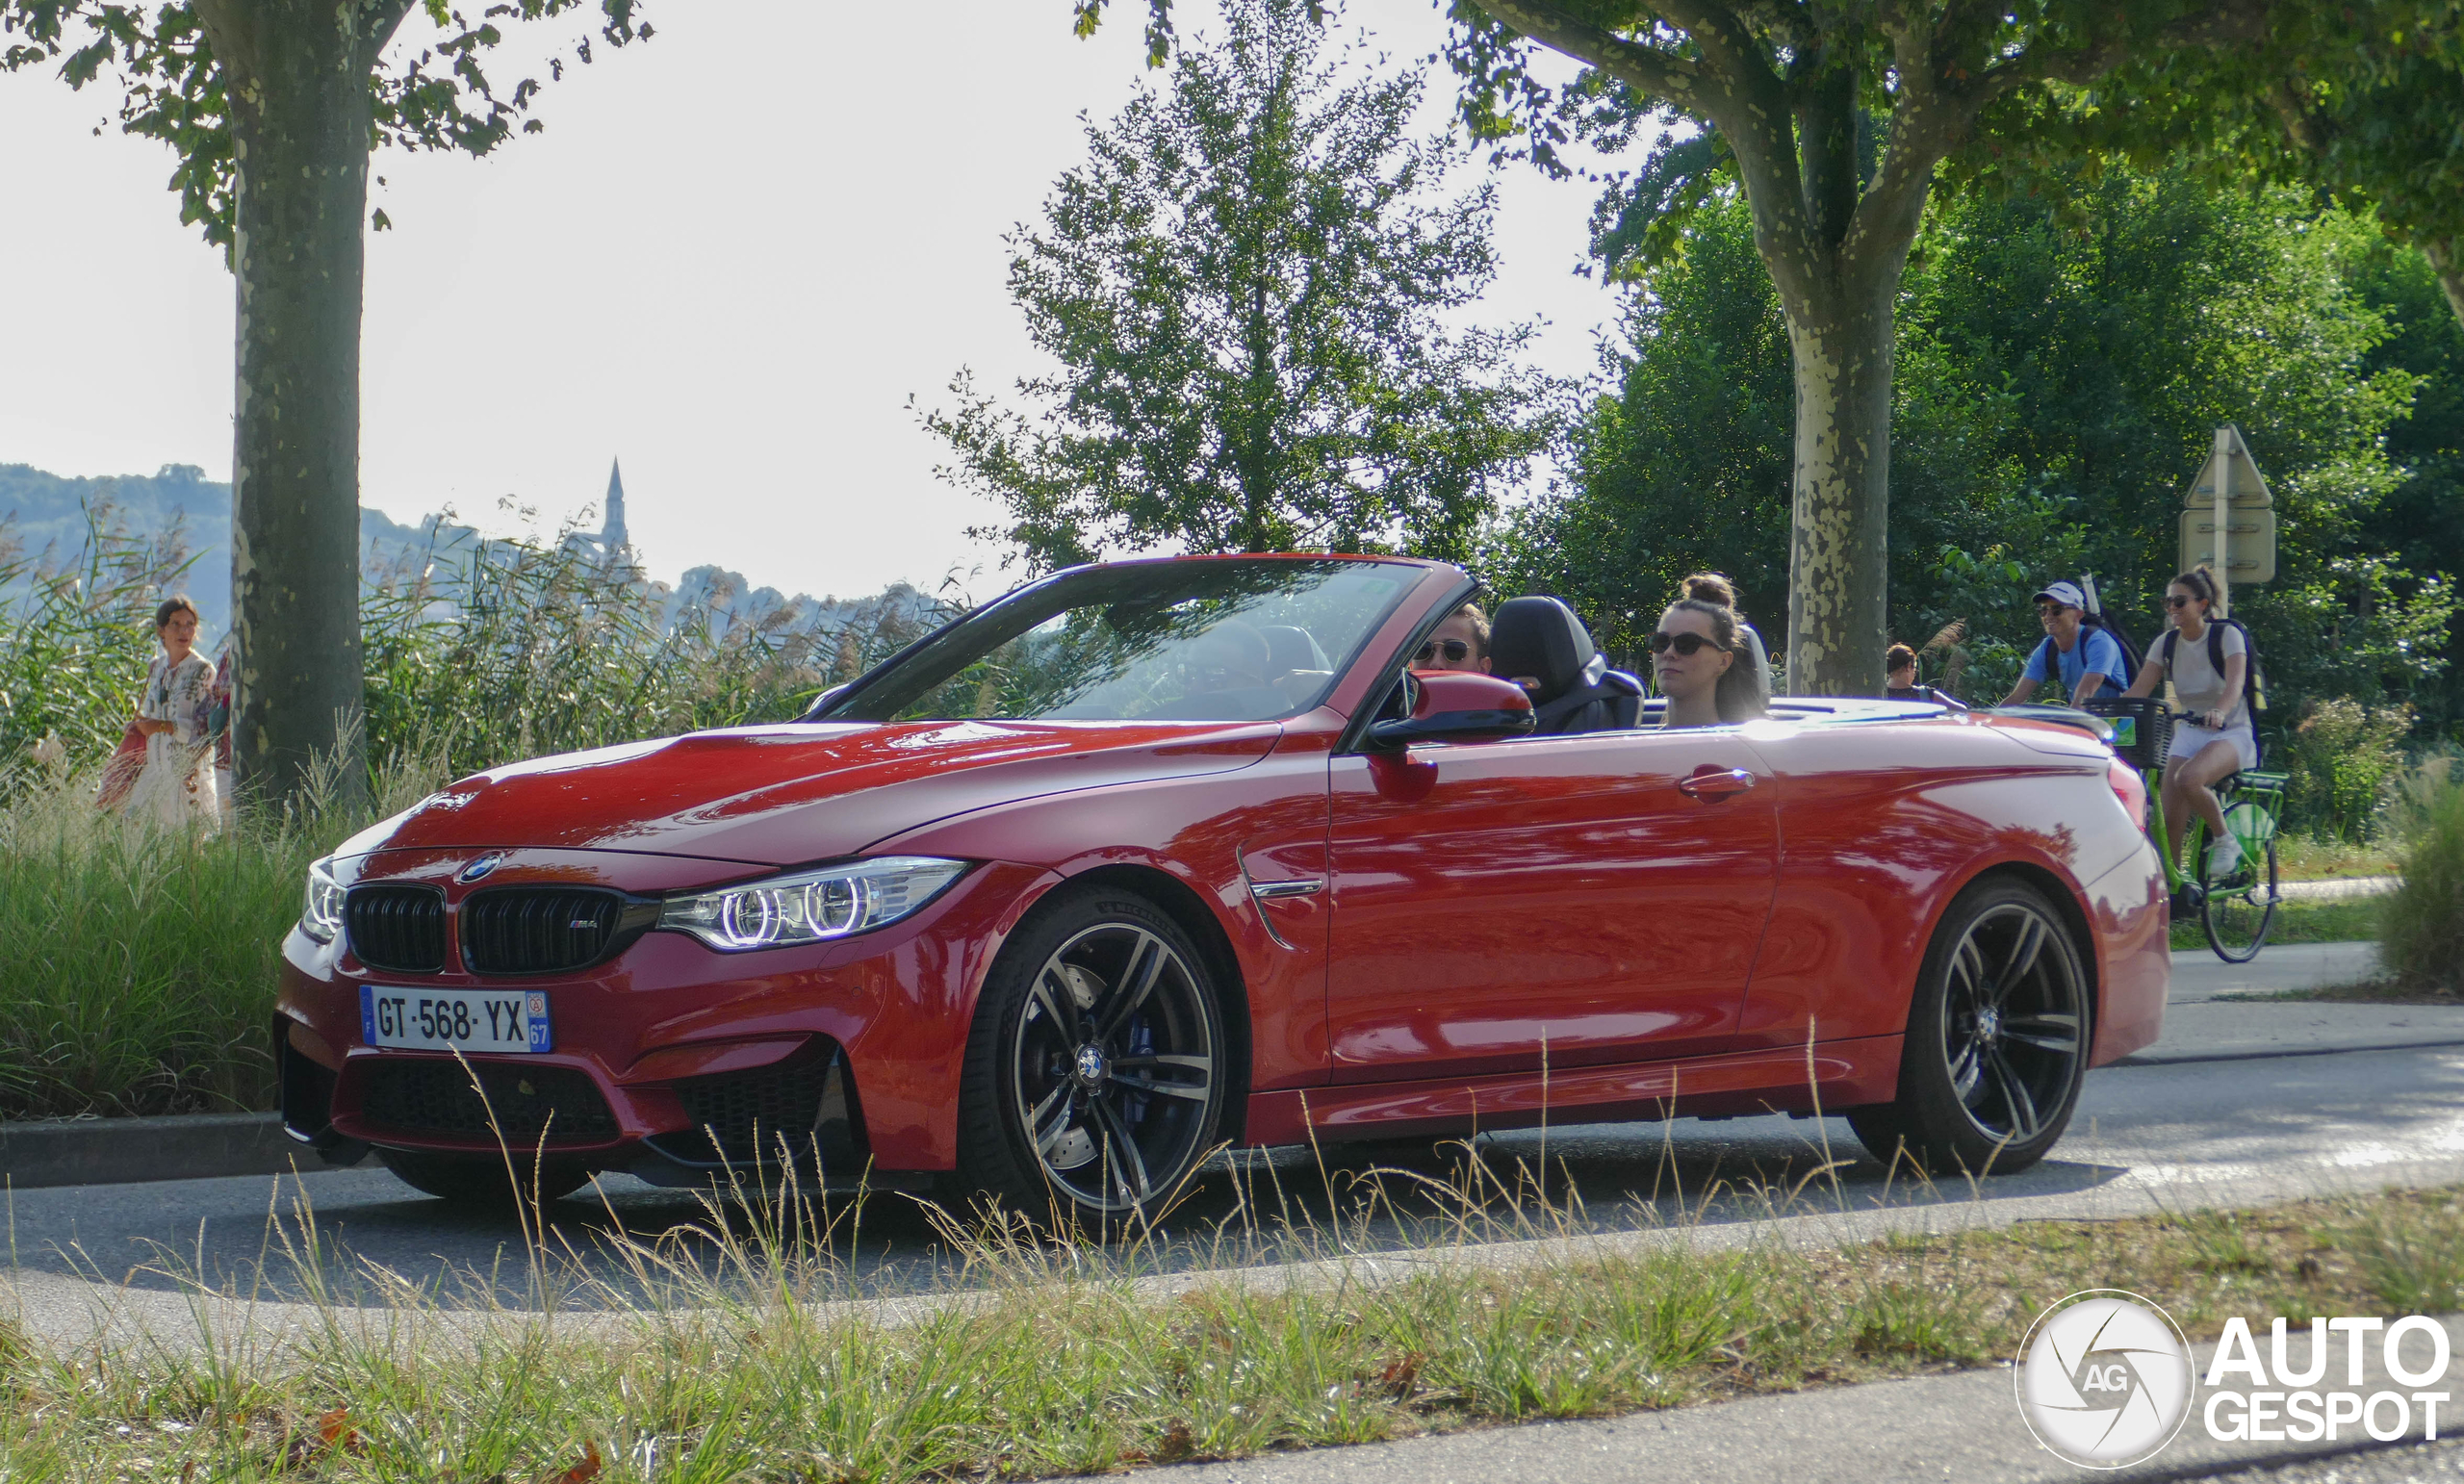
7, 941, 2460, 1324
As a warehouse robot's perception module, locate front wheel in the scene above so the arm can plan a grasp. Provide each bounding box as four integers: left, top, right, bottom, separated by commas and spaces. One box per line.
1848, 879, 2091, 1177
954, 887, 1229, 1230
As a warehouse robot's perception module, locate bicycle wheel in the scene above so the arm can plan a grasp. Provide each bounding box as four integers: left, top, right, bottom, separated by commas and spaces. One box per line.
2201, 794, 2280, 962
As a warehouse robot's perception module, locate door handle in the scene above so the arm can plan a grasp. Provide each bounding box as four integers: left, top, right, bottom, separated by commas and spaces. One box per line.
1677, 767, 1757, 800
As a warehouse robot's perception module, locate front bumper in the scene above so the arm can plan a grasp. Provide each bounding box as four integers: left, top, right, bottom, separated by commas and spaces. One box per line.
274, 854, 1056, 1175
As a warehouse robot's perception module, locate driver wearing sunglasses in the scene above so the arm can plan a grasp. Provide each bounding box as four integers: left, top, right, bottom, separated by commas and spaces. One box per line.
1413, 602, 1491, 674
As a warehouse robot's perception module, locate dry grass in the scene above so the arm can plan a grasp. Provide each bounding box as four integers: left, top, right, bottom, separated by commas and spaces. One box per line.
3, 1154, 2459, 1483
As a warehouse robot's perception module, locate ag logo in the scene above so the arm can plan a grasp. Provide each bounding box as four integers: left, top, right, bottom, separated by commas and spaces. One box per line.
2015, 1290, 2195, 1469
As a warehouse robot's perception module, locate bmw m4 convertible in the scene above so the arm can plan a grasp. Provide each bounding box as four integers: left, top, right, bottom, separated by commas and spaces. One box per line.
275, 554, 2168, 1219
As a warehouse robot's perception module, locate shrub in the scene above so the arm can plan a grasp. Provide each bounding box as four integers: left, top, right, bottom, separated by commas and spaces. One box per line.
2282, 697, 2414, 839
2378, 758, 2464, 990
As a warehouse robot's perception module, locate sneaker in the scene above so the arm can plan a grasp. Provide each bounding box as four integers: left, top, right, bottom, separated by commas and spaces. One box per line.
2206, 832, 2244, 882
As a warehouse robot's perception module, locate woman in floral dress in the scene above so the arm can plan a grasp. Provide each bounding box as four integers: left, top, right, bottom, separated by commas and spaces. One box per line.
127, 596, 219, 828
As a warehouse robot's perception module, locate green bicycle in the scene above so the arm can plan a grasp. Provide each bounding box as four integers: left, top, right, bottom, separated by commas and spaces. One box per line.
2088, 698, 2285, 962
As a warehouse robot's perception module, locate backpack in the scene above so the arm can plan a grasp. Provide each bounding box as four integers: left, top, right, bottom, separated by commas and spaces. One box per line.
2032, 609, 2140, 697
2161, 618, 2268, 765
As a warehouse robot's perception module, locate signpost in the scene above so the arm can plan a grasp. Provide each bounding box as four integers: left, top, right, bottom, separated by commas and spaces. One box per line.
2178, 425, 2275, 615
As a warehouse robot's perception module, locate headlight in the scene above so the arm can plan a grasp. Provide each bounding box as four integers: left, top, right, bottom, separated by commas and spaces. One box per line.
301, 857, 346, 943
657, 857, 967, 952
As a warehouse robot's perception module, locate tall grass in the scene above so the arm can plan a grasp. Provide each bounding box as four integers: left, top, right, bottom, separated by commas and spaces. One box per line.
361, 518, 946, 782
0, 747, 444, 1119
2377, 757, 2464, 990
0, 500, 202, 800
0, 513, 955, 1119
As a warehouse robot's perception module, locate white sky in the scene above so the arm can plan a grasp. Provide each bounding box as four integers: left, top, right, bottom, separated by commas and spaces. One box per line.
0, 1, 1623, 601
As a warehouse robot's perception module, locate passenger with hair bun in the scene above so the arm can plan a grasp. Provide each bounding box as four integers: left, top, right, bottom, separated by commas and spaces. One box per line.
1676, 573, 1772, 695
1653, 576, 1770, 728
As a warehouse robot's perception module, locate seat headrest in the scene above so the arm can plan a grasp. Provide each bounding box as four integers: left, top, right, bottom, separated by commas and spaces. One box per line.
1258, 625, 1328, 675
1488, 596, 1600, 704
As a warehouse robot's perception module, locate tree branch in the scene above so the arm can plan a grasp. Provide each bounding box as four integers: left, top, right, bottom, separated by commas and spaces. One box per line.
1475, 0, 1707, 112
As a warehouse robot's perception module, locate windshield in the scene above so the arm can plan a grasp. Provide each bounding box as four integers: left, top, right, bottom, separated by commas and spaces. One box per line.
816, 559, 1421, 724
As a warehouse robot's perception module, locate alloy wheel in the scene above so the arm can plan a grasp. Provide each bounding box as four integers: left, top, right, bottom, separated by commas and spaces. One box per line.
1008, 921, 1218, 1213
1937, 901, 2087, 1145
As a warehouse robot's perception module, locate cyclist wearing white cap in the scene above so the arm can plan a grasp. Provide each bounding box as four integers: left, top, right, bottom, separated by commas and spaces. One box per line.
1999, 580, 2127, 708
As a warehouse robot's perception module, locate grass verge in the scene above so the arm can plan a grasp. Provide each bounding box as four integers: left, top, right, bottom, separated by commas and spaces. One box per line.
2167, 895, 2379, 953
3, 1175, 2461, 1481
0, 754, 440, 1119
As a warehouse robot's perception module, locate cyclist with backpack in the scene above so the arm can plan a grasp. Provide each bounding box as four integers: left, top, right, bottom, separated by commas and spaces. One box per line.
2000, 580, 2130, 707
2119, 565, 2255, 881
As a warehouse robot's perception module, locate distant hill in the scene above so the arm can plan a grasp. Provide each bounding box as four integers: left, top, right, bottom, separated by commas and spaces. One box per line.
0, 463, 932, 640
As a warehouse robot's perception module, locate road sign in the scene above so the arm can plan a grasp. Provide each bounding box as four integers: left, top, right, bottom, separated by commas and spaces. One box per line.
2178, 507, 2276, 584
2181, 424, 2273, 509
2179, 425, 2275, 612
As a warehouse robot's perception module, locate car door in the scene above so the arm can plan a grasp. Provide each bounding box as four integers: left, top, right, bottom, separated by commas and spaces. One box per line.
1323, 726, 1781, 1082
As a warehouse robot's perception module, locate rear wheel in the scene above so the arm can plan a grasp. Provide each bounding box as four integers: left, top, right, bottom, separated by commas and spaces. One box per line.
2201, 798, 2280, 963
955, 887, 1228, 1231
377, 1147, 592, 1207
1848, 879, 2091, 1177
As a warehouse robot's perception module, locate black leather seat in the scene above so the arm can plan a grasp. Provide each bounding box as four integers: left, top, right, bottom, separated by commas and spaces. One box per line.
1487, 596, 1644, 734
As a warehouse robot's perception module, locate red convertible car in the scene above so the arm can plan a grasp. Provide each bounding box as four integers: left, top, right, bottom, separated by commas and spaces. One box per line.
274, 555, 2168, 1220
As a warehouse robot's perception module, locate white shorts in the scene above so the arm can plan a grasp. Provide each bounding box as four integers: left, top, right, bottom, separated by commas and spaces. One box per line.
2167, 720, 2258, 773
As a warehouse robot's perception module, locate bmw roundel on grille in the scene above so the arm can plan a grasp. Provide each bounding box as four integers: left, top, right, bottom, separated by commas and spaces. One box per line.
457, 852, 506, 883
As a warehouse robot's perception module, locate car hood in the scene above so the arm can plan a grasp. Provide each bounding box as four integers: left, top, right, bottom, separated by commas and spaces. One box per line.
338, 719, 1283, 867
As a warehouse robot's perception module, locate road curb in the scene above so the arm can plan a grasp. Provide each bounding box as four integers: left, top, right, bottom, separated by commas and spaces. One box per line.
0, 1113, 345, 1190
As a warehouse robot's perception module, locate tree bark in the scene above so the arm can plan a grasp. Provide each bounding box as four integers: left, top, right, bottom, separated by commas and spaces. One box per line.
1781, 271, 1897, 696
2425, 236, 2464, 336
195, 0, 410, 811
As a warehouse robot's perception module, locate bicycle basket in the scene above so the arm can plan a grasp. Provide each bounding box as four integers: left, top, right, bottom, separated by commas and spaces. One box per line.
2083, 696, 2170, 769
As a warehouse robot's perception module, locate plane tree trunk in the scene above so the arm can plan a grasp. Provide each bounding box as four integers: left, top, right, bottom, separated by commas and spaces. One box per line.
194, 0, 412, 810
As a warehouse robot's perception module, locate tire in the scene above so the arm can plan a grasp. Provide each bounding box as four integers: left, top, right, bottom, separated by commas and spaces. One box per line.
954, 886, 1229, 1230
1848, 878, 2091, 1177
2201, 812, 2280, 963
377, 1146, 592, 1207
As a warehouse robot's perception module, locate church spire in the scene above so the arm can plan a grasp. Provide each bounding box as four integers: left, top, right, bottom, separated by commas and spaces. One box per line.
603, 458, 629, 551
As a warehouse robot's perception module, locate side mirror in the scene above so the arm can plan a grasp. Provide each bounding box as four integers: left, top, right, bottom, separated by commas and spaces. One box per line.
1368, 670, 1537, 748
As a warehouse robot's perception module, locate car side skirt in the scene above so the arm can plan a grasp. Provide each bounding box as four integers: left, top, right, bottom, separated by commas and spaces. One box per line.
1243, 1033, 1904, 1145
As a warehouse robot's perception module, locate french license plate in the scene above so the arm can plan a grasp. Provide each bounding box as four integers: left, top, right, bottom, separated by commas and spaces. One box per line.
360, 985, 552, 1053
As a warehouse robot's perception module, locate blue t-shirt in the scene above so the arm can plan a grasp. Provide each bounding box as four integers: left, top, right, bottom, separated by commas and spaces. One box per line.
2022, 625, 2126, 701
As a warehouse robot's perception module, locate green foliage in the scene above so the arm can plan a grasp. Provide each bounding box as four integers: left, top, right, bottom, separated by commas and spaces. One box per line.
930, 0, 1560, 573
2378, 759, 2464, 990
2282, 698, 2416, 839
1483, 189, 1787, 658
1500, 169, 2455, 722
1, 0, 650, 248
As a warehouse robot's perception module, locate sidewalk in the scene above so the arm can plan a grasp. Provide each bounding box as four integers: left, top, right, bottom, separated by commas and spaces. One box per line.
2135, 942, 2464, 1065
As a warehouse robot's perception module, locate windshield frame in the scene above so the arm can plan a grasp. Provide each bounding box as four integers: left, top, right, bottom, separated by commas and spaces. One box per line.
807, 555, 1438, 727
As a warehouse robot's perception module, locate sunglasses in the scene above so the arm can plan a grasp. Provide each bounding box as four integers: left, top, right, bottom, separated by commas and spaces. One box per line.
1649, 630, 1726, 656
2166, 595, 2198, 608
2037, 604, 2070, 619
1415, 638, 1475, 664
